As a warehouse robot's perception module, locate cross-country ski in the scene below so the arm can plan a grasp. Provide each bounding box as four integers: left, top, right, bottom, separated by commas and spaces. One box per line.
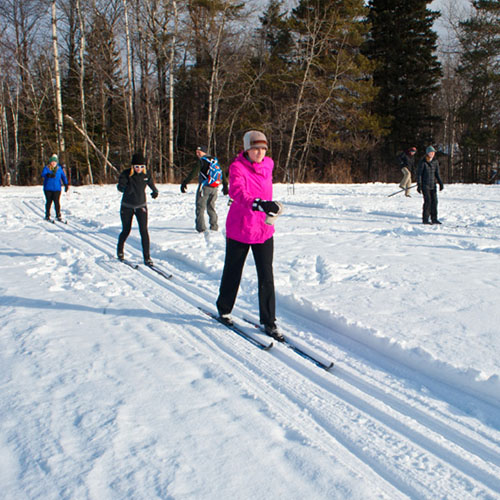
387, 183, 418, 197
145, 263, 173, 280
117, 257, 139, 269
198, 307, 273, 351
242, 317, 334, 371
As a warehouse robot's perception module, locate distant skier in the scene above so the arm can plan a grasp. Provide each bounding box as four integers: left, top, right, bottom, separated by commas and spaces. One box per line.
41, 154, 69, 221
397, 147, 417, 197
117, 152, 159, 265
180, 146, 228, 233
216, 130, 284, 341
417, 146, 444, 224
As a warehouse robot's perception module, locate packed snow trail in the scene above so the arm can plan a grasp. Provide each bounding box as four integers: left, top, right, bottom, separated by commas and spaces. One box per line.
1, 187, 499, 499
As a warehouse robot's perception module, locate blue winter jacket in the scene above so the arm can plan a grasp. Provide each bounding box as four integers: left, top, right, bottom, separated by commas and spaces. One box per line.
41, 164, 68, 191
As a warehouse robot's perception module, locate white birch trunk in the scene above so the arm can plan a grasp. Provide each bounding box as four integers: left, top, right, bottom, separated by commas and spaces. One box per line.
0, 98, 8, 176
123, 0, 134, 153
7, 85, 20, 180
76, 0, 93, 183
206, 19, 225, 148
51, 0, 65, 156
167, 0, 178, 183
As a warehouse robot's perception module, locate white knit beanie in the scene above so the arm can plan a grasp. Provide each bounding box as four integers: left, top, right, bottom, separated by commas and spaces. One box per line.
243, 131, 268, 151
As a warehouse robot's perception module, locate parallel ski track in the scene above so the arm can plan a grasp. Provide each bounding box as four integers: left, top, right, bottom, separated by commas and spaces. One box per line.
21, 198, 500, 499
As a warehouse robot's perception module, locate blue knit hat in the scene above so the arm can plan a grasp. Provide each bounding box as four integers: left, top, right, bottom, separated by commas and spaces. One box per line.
426, 146, 436, 154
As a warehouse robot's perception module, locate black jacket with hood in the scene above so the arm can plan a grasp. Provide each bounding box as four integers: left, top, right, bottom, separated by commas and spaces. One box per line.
417, 157, 443, 190
117, 168, 158, 208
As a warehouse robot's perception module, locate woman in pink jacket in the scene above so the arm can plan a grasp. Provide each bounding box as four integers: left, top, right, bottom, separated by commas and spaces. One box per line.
216, 131, 283, 340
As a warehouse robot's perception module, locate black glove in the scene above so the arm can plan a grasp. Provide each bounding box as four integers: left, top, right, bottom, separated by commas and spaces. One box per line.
417, 185, 422, 194
151, 191, 158, 199
180, 183, 187, 193
64, 185, 69, 192
47, 172, 56, 178
222, 184, 229, 196
252, 199, 281, 216
439, 183, 444, 191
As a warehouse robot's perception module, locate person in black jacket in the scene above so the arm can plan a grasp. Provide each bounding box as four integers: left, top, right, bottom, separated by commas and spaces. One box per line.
180, 146, 228, 233
417, 146, 444, 224
117, 152, 159, 265
398, 147, 417, 197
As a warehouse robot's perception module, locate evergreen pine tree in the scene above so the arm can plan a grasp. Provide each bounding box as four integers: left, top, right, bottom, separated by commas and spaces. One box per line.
364, 0, 442, 155
260, 0, 384, 181
457, 0, 500, 182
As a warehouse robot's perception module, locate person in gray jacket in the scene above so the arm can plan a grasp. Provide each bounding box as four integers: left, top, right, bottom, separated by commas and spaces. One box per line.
417, 146, 444, 224
180, 146, 228, 233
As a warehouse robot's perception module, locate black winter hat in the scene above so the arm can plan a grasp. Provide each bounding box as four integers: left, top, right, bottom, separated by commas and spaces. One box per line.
196, 146, 209, 154
131, 152, 146, 165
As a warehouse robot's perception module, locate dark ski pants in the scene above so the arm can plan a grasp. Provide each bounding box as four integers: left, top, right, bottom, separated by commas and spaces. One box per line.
117, 206, 150, 260
44, 190, 62, 218
422, 187, 438, 223
195, 184, 218, 232
216, 237, 275, 327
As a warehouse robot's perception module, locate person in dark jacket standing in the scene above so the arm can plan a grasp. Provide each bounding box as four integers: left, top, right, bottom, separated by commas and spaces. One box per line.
117, 152, 159, 265
417, 146, 444, 224
180, 146, 228, 233
41, 154, 69, 221
398, 146, 417, 197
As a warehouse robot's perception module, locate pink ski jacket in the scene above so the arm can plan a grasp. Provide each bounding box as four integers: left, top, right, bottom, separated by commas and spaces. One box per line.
226, 151, 275, 244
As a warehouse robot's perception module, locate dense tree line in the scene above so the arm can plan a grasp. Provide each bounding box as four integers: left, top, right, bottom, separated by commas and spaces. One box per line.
0, 0, 498, 186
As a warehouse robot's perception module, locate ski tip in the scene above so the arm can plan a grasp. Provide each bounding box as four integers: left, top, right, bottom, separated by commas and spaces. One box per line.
147, 265, 173, 279
117, 257, 139, 269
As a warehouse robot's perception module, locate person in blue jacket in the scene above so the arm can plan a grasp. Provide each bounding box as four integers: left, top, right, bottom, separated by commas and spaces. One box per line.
41, 154, 69, 221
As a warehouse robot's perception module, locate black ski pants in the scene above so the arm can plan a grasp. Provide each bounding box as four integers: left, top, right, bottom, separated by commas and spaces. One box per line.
216, 237, 275, 327
422, 187, 438, 223
44, 190, 62, 218
117, 206, 150, 260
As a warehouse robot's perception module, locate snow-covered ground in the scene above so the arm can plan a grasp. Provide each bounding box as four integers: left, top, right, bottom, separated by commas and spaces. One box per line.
1, 182, 499, 499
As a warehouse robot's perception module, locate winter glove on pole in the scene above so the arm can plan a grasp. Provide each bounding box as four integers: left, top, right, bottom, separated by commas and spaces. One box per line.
151, 191, 158, 199
180, 183, 187, 193
64, 185, 69, 192
222, 183, 229, 196
417, 185, 422, 194
439, 183, 444, 191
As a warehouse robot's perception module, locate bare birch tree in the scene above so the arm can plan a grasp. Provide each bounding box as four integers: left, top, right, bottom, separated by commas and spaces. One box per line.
167, 0, 178, 183
51, 0, 66, 156
122, 0, 134, 155
76, 0, 93, 182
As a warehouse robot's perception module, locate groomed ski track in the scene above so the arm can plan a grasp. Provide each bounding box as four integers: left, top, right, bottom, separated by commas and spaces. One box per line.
10, 196, 500, 499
